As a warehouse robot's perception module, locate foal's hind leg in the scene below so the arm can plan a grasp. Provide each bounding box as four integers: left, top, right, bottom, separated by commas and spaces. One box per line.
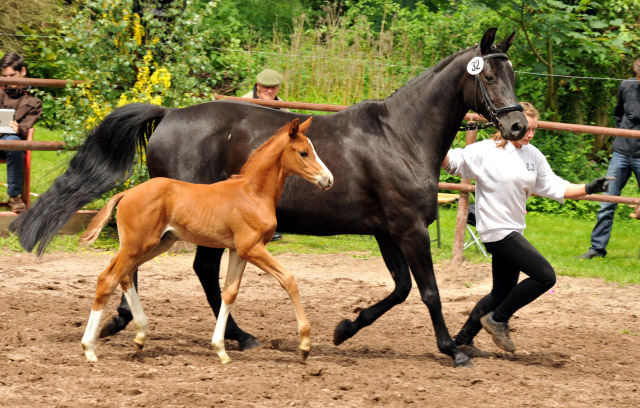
82, 253, 139, 362
212, 249, 248, 364
123, 234, 179, 352
242, 244, 311, 361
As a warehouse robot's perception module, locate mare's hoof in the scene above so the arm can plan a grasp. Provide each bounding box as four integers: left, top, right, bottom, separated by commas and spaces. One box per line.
237, 334, 262, 351
99, 314, 131, 338
453, 352, 475, 370
333, 319, 354, 346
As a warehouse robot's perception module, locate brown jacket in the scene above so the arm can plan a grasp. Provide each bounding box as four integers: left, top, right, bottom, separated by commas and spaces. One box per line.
0, 87, 43, 139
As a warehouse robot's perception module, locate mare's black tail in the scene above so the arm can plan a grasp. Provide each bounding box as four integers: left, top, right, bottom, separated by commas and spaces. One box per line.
9, 103, 168, 256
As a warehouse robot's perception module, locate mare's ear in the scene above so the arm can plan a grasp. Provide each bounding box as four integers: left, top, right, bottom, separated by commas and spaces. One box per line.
497, 31, 516, 53
480, 27, 498, 55
288, 118, 300, 138
299, 117, 313, 133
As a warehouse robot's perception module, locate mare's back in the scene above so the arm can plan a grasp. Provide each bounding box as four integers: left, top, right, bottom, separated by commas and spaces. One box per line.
146, 101, 298, 184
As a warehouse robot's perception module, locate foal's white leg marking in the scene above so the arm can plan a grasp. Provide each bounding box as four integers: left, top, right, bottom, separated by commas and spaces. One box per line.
211, 250, 247, 364
123, 287, 148, 351
212, 301, 232, 364
81, 309, 104, 362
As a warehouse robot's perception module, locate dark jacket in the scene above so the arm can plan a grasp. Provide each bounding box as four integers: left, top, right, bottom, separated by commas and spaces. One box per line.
613, 79, 640, 157
0, 87, 43, 140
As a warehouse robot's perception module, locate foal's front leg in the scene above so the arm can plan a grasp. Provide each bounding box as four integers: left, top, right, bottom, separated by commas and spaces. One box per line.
244, 244, 311, 361
212, 249, 248, 364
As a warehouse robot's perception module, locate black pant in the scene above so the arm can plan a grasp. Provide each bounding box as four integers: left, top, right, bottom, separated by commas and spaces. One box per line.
455, 231, 556, 345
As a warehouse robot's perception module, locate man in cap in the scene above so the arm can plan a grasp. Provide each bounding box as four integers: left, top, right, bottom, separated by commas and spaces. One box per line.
242, 68, 288, 111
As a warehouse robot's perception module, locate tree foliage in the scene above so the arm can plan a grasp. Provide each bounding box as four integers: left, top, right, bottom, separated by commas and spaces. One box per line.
3, 0, 639, 218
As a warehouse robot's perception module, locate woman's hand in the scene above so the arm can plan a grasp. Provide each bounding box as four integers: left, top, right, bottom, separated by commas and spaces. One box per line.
585, 176, 615, 195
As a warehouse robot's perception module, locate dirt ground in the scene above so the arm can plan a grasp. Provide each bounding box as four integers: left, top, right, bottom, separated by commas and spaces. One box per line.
1, 247, 639, 408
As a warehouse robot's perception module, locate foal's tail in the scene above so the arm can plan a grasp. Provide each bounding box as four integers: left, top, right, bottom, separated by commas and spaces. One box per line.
9, 103, 168, 256
79, 192, 126, 246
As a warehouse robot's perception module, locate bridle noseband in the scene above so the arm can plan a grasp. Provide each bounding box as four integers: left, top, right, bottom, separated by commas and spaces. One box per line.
465, 49, 523, 131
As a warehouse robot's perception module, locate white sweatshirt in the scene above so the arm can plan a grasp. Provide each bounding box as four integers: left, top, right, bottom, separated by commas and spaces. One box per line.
444, 139, 569, 243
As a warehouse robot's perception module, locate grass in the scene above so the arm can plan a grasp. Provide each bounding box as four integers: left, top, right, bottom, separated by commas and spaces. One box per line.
1, 126, 638, 286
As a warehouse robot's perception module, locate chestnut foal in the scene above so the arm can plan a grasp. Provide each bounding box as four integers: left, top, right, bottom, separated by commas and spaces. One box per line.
79, 117, 333, 363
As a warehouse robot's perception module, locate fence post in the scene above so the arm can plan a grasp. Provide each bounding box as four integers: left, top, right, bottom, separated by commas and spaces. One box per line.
451, 125, 478, 265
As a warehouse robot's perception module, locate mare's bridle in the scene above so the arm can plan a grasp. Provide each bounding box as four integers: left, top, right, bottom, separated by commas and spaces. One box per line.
462, 48, 523, 131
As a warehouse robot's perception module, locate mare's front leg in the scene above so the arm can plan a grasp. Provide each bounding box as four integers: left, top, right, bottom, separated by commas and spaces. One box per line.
212, 249, 248, 364
334, 233, 412, 345
398, 224, 473, 368
194, 246, 261, 350
242, 243, 311, 362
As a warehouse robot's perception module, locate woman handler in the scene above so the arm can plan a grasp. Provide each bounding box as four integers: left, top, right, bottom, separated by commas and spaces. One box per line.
442, 102, 611, 356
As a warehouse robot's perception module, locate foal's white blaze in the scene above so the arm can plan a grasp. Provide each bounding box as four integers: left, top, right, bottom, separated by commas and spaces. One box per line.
123, 287, 148, 350
212, 301, 233, 364
307, 139, 333, 188
82, 309, 104, 362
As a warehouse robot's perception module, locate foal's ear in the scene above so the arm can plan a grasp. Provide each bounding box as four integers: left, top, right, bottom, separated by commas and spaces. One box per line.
480, 27, 498, 55
299, 117, 313, 133
288, 118, 300, 137
497, 31, 516, 53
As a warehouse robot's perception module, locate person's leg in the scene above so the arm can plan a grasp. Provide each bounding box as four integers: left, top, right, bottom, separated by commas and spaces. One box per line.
476, 232, 555, 352
631, 155, 640, 190
588, 152, 631, 256
1, 134, 25, 198
489, 233, 556, 322
454, 232, 521, 347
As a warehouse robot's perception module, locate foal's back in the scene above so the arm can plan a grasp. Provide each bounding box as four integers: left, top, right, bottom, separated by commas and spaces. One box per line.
115, 176, 274, 250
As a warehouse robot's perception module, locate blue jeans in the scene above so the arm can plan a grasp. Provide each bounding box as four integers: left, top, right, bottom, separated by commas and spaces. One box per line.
589, 151, 640, 255
0, 134, 25, 198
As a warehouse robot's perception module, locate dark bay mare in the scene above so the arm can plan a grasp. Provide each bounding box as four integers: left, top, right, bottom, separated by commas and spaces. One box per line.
11, 29, 526, 368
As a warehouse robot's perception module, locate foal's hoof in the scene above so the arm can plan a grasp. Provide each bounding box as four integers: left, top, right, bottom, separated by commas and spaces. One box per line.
237, 334, 262, 351
299, 348, 310, 362
99, 314, 131, 338
333, 319, 354, 346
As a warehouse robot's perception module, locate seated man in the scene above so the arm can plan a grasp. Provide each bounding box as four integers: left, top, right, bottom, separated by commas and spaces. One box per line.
0, 52, 42, 213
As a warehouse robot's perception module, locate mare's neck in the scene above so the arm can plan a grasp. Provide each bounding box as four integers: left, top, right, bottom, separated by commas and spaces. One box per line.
384, 48, 473, 157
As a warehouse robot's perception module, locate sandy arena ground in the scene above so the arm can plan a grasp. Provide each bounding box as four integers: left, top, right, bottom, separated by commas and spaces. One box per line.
1, 248, 639, 407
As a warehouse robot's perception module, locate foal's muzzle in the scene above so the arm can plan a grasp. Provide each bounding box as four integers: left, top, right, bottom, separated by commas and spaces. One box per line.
316, 172, 334, 191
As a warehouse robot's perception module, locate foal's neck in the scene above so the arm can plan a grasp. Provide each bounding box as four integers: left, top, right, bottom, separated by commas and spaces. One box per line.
236, 134, 289, 204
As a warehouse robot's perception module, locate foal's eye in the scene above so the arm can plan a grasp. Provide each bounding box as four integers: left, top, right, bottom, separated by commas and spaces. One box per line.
299, 151, 308, 157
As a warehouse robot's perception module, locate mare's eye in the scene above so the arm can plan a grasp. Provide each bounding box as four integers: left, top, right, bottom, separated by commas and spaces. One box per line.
484, 74, 495, 83
300, 151, 308, 157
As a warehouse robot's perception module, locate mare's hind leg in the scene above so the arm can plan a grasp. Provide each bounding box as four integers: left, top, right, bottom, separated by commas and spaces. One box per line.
242, 244, 311, 361
194, 246, 261, 350
212, 249, 248, 364
334, 233, 412, 345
